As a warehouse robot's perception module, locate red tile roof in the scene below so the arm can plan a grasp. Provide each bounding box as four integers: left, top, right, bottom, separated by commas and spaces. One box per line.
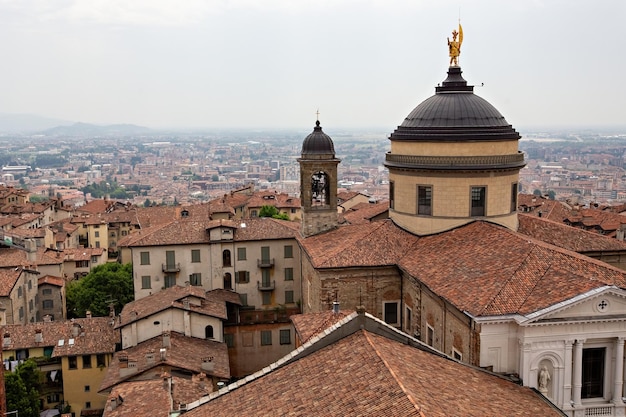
291, 310, 354, 343
184, 313, 562, 417
116, 285, 227, 328
0, 267, 21, 296
518, 213, 626, 252
2, 317, 119, 355
99, 331, 230, 392
398, 221, 626, 317
300, 220, 418, 268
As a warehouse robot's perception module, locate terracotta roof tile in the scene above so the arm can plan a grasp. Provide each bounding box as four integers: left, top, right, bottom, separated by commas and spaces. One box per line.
0, 267, 21, 297
301, 220, 418, 268
518, 214, 626, 252
291, 310, 354, 343
184, 317, 562, 417
117, 285, 227, 328
399, 221, 626, 317
99, 331, 230, 392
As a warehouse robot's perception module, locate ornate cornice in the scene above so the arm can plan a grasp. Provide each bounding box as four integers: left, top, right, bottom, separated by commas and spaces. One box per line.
384, 152, 526, 171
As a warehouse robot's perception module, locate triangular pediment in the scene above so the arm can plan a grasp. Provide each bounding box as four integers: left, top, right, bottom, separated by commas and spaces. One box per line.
522, 286, 626, 325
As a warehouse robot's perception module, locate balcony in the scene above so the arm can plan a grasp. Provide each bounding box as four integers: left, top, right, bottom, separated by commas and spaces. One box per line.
257, 258, 275, 268
162, 263, 181, 273
257, 280, 275, 291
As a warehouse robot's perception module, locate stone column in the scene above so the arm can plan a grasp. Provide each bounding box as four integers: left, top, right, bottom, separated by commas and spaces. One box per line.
614, 337, 625, 405
562, 339, 573, 409
573, 339, 585, 407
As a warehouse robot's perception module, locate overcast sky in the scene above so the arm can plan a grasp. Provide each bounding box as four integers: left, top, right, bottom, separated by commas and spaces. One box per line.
0, 0, 623, 130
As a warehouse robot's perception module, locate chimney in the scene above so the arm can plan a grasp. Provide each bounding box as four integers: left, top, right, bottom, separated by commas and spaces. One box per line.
86, 310, 92, 319
182, 298, 190, 310
332, 301, 340, 314
162, 332, 171, 348
160, 348, 167, 361
35, 329, 43, 344
43, 314, 52, 323
71, 323, 81, 338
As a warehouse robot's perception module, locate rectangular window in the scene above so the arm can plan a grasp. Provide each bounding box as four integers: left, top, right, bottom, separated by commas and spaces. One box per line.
91, 256, 98, 263
19, 307, 24, 320
280, 329, 291, 345
261, 330, 272, 346
189, 273, 202, 286
68, 356, 77, 369
191, 249, 201, 263
84, 385, 90, 392
237, 247, 247, 260
511, 183, 518, 213
95, 241, 100, 248
166, 251, 176, 269
383, 301, 399, 325
97, 354, 106, 367
262, 269, 271, 287
284, 267, 294, 281
470, 186, 486, 216
86, 402, 91, 409
582, 347, 605, 398
43, 300, 54, 310
285, 290, 294, 304
224, 333, 235, 348
236, 271, 250, 284
453, 348, 462, 361
29, 300, 33, 311
417, 185, 432, 215
284, 245, 293, 258
164, 274, 176, 288
239, 293, 248, 306
261, 246, 270, 263
389, 180, 395, 210
76, 260, 89, 268
42, 288, 52, 295
94, 231, 99, 238
405, 307, 412, 334
140, 251, 150, 265
427, 325, 434, 347
262, 292, 271, 305
141, 276, 151, 289
82, 355, 92, 368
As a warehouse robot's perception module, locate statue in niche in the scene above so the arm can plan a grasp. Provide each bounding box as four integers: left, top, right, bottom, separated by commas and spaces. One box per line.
538, 365, 551, 394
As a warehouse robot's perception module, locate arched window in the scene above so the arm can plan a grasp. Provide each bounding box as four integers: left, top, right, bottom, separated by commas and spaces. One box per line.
205, 325, 214, 339
223, 273, 232, 290
311, 171, 329, 206
223, 249, 231, 267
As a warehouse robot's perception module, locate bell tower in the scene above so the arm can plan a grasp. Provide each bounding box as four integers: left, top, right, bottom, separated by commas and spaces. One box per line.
298, 120, 340, 237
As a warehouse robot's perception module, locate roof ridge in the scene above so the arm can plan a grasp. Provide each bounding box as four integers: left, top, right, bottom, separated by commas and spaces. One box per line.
362, 331, 428, 415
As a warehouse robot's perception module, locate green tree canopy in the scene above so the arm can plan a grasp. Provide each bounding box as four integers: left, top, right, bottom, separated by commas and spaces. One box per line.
66, 262, 134, 318
259, 205, 290, 220
6, 359, 41, 417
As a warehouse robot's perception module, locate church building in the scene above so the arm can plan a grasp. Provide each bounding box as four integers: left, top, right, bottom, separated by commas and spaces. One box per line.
297, 27, 626, 417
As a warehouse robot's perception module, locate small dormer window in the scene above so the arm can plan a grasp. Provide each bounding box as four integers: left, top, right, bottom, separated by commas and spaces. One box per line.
181, 209, 189, 218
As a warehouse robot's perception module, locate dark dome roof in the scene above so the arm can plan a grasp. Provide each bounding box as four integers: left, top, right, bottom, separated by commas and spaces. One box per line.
301, 120, 336, 157
390, 67, 520, 142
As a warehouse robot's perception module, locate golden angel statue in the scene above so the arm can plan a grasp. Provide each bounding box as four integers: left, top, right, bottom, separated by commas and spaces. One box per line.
447, 23, 463, 66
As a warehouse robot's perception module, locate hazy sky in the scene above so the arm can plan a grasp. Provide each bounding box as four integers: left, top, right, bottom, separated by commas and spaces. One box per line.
0, 0, 623, 130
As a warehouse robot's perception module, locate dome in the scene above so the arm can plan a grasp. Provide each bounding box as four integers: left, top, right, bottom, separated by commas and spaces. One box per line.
301, 120, 336, 158
389, 67, 520, 142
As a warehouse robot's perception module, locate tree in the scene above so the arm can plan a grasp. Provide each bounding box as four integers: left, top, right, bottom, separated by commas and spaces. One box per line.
66, 262, 134, 318
259, 205, 290, 220
259, 205, 279, 218
533, 189, 542, 196
5, 360, 41, 417
548, 190, 556, 200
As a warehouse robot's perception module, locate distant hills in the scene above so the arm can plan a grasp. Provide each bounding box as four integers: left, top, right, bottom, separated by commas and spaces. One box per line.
42, 122, 151, 137
0, 113, 150, 136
